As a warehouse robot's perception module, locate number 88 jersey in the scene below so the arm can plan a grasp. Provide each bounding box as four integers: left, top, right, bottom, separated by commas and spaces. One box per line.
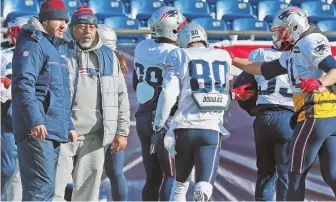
133, 39, 177, 107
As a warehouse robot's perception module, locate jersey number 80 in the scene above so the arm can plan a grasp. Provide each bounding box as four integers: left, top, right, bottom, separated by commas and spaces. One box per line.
188, 59, 229, 93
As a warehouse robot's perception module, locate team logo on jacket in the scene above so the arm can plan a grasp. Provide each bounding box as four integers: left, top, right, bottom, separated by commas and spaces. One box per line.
23, 51, 29, 57
79, 67, 99, 84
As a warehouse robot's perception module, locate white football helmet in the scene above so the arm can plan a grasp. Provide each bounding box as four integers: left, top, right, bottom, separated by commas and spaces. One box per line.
271, 6, 310, 50
177, 22, 208, 48
97, 24, 117, 50
7, 16, 30, 45
148, 6, 186, 41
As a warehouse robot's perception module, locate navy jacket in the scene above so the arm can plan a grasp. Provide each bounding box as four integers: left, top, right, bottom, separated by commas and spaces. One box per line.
11, 22, 74, 143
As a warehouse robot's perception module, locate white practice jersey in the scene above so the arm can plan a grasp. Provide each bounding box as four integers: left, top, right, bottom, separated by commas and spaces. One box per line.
134, 39, 177, 106
154, 47, 232, 137
1, 49, 13, 103
279, 33, 331, 94
1, 49, 13, 76
248, 48, 293, 107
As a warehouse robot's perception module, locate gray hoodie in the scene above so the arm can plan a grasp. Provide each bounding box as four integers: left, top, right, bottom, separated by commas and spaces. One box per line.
71, 36, 104, 136
62, 29, 130, 145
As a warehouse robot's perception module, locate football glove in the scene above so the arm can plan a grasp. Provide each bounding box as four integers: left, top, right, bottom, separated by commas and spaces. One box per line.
298, 77, 322, 93
150, 126, 166, 155
231, 83, 255, 101
1, 77, 11, 89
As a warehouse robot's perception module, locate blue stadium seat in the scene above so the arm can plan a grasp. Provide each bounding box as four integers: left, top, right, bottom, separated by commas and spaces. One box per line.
232, 18, 271, 40
317, 19, 336, 41
163, 0, 174, 6
216, 0, 255, 21
174, 0, 210, 20
290, 0, 331, 6
258, 1, 291, 23
207, 0, 219, 4
2, 0, 39, 22
130, 0, 166, 21
249, 0, 290, 5
88, 0, 126, 22
63, 0, 83, 15
191, 17, 229, 41
301, 1, 336, 22
104, 16, 143, 42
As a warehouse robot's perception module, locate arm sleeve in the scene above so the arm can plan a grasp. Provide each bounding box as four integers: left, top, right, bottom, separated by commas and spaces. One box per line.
261, 59, 287, 80
318, 55, 336, 73
153, 49, 182, 129
116, 59, 131, 137
11, 40, 45, 129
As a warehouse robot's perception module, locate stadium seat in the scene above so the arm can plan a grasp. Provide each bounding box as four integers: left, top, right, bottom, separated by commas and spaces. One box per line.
317, 19, 336, 41
88, 0, 126, 22
63, 0, 82, 15
206, 0, 219, 4
130, 0, 166, 21
216, 0, 255, 21
163, 0, 175, 6
258, 1, 291, 23
301, 1, 336, 23
2, 0, 39, 22
248, 0, 291, 5
174, 0, 211, 20
290, 0, 331, 6
232, 18, 271, 40
104, 16, 143, 42
191, 17, 229, 41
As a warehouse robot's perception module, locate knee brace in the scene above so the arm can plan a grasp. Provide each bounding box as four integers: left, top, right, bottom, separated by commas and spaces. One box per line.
169, 180, 190, 201
194, 181, 213, 202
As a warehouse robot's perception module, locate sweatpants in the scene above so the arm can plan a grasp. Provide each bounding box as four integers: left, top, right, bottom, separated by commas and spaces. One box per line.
53, 133, 105, 201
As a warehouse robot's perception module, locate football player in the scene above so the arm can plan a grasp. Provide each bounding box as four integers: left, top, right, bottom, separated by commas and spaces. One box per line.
133, 6, 185, 201
233, 43, 294, 201
230, 7, 336, 200
152, 23, 253, 201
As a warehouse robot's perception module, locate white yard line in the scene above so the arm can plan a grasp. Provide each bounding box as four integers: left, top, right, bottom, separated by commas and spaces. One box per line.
123, 156, 143, 172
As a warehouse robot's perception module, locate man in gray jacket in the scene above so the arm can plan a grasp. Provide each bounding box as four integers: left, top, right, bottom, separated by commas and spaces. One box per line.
53, 5, 130, 201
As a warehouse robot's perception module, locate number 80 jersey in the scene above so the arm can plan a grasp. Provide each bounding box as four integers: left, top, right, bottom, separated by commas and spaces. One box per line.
157, 47, 232, 137
134, 39, 177, 108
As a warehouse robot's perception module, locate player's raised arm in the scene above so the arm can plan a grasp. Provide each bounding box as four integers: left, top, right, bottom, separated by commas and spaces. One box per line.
215, 46, 288, 79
